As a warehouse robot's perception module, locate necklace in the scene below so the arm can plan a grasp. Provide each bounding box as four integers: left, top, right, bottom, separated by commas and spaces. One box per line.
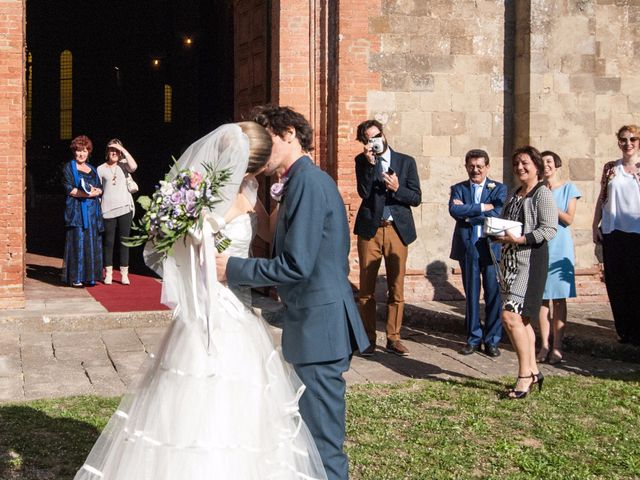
107, 162, 118, 185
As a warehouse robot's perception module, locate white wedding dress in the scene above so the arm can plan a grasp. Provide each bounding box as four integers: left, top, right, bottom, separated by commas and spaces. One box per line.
74, 213, 327, 480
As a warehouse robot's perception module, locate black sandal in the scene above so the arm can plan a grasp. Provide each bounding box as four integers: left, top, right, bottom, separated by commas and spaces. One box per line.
507, 374, 535, 399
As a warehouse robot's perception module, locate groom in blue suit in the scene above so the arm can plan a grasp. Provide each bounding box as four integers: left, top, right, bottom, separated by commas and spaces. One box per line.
449, 149, 507, 357
217, 106, 369, 480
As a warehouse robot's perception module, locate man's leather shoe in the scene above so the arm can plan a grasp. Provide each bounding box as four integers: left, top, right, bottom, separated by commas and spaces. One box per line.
484, 345, 501, 357
459, 344, 480, 355
360, 345, 376, 357
385, 340, 409, 356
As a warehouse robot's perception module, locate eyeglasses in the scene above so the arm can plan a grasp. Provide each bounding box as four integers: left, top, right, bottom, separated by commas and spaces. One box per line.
618, 137, 639, 144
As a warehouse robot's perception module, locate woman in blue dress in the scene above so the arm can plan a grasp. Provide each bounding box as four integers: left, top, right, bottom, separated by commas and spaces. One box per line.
62, 135, 104, 287
537, 151, 581, 364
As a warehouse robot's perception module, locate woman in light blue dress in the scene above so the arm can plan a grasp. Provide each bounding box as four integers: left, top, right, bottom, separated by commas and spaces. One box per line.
537, 151, 581, 364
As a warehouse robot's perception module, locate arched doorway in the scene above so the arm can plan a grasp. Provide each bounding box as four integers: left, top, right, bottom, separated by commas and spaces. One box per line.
25, 0, 271, 268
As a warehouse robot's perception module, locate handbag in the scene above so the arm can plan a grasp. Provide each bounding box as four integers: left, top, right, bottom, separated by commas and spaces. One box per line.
119, 164, 139, 194
483, 217, 522, 237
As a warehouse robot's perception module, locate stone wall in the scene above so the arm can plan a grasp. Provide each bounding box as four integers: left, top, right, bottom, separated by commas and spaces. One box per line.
364, 0, 513, 273
358, 0, 639, 277
519, 0, 640, 267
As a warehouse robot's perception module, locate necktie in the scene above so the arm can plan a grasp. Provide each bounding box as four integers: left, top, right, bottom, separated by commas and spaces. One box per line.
471, 183, 481, 243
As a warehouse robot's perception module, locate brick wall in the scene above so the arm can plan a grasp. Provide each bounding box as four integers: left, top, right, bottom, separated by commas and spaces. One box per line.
333, 0, 382, 282
0, 0, 26, 308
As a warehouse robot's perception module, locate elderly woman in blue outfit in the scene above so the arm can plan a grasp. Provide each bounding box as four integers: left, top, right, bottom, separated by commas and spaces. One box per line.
62, 135, 104, 287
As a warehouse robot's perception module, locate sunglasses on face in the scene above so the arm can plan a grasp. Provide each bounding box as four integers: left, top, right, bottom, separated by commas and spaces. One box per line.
618, 137, 639, 144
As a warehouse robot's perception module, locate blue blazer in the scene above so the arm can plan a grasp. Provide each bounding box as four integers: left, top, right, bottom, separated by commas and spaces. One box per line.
449, 178, 507, 263
353, 149, 421, 245
227, 156, 370, 364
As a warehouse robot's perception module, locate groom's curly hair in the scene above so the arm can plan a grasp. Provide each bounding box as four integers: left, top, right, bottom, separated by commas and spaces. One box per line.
251, 105, 314, 152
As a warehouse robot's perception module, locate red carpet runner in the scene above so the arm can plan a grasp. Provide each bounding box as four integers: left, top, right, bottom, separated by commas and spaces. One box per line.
87, 271, 170, 312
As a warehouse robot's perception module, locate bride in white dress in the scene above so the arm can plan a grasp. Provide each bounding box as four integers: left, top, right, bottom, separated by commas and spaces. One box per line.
74, 123, 327, 480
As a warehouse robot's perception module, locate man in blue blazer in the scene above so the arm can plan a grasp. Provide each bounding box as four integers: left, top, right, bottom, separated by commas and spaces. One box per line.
217, 106, 369, 480
354, 120, 421, 357
449, 149, 507, 357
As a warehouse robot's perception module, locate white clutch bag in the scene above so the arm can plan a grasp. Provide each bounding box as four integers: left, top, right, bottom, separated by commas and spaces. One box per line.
483, 217, 523, 237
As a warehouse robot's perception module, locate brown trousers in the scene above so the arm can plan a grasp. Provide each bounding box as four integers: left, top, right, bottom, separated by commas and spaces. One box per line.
357, 224, 408, 343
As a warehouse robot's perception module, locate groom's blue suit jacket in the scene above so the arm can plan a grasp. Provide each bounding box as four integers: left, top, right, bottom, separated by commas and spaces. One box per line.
227, 156, 370, 364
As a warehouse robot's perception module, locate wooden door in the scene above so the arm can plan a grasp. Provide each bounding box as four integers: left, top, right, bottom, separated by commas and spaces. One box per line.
234, 0, 269, 120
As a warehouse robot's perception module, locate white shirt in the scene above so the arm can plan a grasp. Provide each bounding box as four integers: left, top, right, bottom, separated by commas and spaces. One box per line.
471, 179, 487, 238
601, 162, 640, 234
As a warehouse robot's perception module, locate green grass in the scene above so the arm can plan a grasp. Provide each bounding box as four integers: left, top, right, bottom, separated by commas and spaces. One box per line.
1, 375, 639, 479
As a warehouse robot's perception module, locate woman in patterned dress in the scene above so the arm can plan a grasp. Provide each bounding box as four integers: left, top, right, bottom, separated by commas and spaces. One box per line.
495, 146, 557, 399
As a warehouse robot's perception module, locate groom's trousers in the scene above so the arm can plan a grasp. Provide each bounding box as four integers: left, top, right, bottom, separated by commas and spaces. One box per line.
294, 356, 351, 480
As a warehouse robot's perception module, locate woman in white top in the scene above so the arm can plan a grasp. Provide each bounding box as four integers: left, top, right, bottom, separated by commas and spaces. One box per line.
97, 139, 138, 285
592, 125, 640, 345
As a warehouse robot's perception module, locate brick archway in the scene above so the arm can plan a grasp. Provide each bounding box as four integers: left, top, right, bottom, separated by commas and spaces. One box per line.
0, 0, 381, 308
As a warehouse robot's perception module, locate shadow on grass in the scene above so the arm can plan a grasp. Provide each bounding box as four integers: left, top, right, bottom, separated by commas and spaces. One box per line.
0, 404, 100, 480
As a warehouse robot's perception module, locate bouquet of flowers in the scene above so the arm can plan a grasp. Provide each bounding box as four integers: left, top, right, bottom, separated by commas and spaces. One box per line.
124, 160, 232, 257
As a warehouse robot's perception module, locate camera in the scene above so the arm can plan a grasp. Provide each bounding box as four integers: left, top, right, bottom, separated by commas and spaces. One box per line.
369, 137, 384, 154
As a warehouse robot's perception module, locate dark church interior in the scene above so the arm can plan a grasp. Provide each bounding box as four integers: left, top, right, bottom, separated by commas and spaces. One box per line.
26, 0, 236, 268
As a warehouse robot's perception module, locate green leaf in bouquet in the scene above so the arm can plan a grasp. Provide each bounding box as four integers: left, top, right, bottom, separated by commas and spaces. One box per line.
137, 195, 152, 211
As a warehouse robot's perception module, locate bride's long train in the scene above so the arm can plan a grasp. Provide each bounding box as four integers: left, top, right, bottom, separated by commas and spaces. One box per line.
74, 292, 326, 479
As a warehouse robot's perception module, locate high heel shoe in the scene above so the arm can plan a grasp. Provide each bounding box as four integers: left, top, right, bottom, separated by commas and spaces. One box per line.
536, 347, 549, 363
532, 372, 544, 392
507, 374, 535, 399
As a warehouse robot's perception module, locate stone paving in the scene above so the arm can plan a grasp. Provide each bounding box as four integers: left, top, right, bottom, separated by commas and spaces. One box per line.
1, 299, 639, 403
0, 255, 638, 402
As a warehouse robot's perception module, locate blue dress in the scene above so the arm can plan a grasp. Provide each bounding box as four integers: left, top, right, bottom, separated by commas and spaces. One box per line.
62, 161, 104, 286
543, 182, 581, 299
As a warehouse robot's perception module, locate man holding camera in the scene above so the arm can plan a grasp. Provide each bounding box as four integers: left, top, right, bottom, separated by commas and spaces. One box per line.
354, 120, 422, 356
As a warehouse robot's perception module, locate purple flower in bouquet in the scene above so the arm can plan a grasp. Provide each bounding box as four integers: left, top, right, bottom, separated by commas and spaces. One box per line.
170, 190, 183, 206
185, 189, 198, 215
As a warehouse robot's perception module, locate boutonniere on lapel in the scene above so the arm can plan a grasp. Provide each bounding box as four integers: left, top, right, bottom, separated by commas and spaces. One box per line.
270, 177, 289, 203
486, 182, 496, 191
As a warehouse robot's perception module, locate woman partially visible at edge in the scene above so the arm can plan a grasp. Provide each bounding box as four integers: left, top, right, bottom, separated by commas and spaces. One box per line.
97, 139, 138, 285
494, 146, 557, 399
62, 135, 104, 287
537, 151, 581, 365
592, 125, 640, 346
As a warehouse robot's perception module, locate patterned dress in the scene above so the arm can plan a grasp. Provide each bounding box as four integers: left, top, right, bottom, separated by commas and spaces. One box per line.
499, 183, 557, 317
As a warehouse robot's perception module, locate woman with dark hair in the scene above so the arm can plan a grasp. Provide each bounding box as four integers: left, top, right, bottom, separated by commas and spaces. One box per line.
62, 135, 104, 287
537, 151, 581, 364
593, 125, 640, 345
97, 139, 138, 285
495, 146, 556, 399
